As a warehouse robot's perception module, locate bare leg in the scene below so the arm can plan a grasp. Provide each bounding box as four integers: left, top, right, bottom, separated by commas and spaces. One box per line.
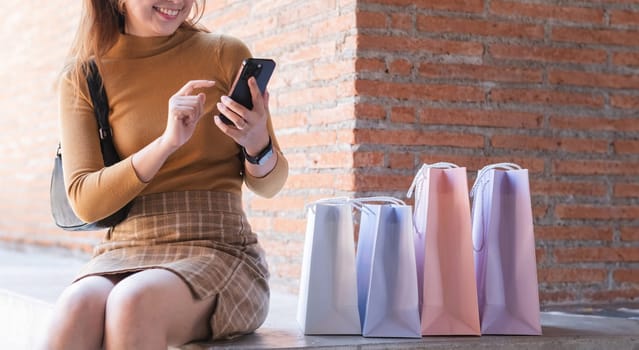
104, 269, 216, 350
36, 275, 122, 350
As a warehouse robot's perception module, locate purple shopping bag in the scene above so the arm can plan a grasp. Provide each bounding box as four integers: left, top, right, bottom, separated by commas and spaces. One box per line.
470, 163, 542, 335
355, 197, 421, 338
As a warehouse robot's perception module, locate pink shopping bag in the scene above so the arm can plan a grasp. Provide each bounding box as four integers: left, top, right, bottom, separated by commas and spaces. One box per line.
297, 198, 361, 335
470, 163, 542, 335
408, 163, 481, 336
355, 197, 421, 338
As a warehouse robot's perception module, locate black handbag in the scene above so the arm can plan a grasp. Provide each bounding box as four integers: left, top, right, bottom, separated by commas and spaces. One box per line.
50, 60, 131, 231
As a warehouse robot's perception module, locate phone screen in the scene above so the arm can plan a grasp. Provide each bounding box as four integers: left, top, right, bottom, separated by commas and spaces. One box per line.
219, 58, 276, 125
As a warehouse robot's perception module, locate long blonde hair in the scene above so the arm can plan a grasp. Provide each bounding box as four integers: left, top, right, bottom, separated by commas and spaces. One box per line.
64, 0, 207, 91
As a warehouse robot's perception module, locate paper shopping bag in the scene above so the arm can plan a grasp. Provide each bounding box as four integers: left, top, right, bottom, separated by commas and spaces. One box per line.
297, 198, 361, 335
470, 163, 542, 335
408, 163, 481, 336
355, 197, 421, 338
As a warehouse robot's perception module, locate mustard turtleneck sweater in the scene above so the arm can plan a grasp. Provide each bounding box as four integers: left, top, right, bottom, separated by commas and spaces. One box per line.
58, 28, 288, 223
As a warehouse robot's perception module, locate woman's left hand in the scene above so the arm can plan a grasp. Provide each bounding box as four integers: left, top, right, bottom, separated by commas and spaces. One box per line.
214, 77, 271, 156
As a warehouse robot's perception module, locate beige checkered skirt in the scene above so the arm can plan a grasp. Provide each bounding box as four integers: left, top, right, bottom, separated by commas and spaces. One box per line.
75, 190, 270, 340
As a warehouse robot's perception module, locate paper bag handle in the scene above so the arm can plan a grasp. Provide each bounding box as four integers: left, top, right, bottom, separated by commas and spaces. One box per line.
470, 162, 522, 252
407, 162, 460, 237
470, 162, 522, 198
406, 162, 459, 198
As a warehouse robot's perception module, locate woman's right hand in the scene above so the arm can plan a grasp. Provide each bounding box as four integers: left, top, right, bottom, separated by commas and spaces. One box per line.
131, 80, 215, 183
162, 80, 216, 150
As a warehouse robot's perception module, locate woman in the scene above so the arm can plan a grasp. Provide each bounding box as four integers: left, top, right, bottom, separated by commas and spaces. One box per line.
38, 0, 288, 348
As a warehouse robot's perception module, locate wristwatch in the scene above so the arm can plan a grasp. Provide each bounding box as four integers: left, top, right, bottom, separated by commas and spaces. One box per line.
242, 138, 274, 165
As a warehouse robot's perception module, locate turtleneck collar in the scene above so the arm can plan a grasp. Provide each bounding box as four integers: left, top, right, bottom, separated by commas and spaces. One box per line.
105, 27, 197, 59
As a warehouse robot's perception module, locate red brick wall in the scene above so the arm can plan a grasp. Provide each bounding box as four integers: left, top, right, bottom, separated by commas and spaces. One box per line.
354, 0, 639, 305
1, 0, 637, 306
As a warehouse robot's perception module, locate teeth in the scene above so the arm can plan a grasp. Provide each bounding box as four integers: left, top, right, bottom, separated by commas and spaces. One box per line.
156, 7, 179, 16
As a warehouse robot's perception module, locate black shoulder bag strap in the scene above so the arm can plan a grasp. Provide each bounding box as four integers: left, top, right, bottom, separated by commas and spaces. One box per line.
86, 60, 120, 166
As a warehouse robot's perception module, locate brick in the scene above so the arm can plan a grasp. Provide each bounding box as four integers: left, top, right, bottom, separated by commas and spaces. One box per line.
491, 88, 605, 108
272, 217, 307, 234
538, 268, 607, 283
530, 180, 608, 197
353, 152, 385, 168
550, 115, 639, 132
539, 291, 577, 304
552, 27, 639, 47
613, 269, 639, 284
490, 44, 607, 64
390, 12, 412, 32
490, 1, 604, 24
390, 106, 416, 123
611, 94, 639, 109
553, 160, 639, 176
418, 16, 544, 39
356, 58, 386, 73
356, 10, 387, 29
306, 104, 357, 125
388, 152, 415, 170
420, 108, 543, 128
355, 102, 387, 120
621, 226, 639, 241
491, 135, 609, 154
355, 80, 485, 102
389, 58, 413, 76
610, 9, 639, 26
550, 69, 639, 89
536, 248, 547, 265
613, 52, 639, 67
555, 247, 639, 263
615, 183, 639, 198
417, 0, 484, 13
614, 140, 639, 154
419, 154, 545, 173
555, 205, 639, 220
354, 129, 485, 148
312, 60, 355, 81
285, 173, 354, 191
354, 174, 415, 191
357, 34, 484, 56
534, 226, 613, 241
419, 63, 543, 83
585, 288, 639, 303
250, 195, 308, 212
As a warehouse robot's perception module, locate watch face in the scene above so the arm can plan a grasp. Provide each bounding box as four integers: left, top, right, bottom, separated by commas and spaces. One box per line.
256, 147, 274, 165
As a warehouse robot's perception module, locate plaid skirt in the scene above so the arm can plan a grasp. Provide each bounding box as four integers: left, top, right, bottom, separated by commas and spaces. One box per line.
75, 190, 270, 340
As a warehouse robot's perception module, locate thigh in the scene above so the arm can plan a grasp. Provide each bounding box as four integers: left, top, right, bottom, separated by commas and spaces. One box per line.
106, 268, 216, 346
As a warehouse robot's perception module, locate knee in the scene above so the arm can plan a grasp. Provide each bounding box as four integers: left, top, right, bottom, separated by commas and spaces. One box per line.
54, 277, 111, 324
104, 279, 162, 333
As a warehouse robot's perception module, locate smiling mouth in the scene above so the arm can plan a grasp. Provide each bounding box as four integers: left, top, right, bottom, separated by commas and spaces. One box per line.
153, 6, 181, 17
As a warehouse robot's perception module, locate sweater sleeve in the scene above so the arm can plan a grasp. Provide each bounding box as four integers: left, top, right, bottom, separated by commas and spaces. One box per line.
217, 36, 289, 198
58, 70, 148, 223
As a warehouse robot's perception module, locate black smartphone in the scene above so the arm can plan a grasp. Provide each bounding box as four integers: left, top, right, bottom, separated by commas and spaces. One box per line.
219, 58, 276, 125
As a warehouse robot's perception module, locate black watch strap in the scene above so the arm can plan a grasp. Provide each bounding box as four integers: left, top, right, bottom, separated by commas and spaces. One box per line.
242, 138, 273, 165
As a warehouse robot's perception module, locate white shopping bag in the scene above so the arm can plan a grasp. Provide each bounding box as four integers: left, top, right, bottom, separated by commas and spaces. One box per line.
355, 197, 421, 338
297, 198, 361, 335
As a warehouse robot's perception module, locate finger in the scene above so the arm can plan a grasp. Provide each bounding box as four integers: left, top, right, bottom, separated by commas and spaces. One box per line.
248, 77, 265, 113
216, 102, 247, 129
214, 116, 242, 139
175, 80, 215, 96
219, 95, 245, 117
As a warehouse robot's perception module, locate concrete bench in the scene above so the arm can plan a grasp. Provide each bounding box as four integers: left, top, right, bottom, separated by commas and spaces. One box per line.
1, 245, 638, 349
